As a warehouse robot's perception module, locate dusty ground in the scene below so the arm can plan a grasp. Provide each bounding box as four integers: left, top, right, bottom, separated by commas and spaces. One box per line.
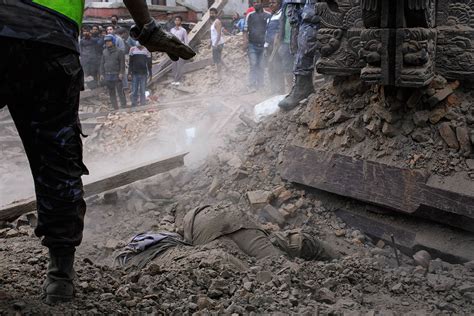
1, 35, 474, 315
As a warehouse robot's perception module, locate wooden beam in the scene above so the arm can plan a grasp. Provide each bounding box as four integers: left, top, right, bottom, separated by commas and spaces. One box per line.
280, 145, 474, 232
0, 152, 187, 222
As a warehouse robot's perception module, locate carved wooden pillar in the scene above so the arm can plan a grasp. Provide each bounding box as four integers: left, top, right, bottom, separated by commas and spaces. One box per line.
315, 1, 365, 76
435, 0, 474, 81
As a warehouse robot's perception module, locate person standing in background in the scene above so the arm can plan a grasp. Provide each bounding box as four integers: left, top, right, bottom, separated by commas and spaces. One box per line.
80, 26, 103, 89
164, 11, 175, 32
106, 25, 126, 51
116, 27, 134, 92
231, 12, 245, 34
129, 43, 152, 107
244, 1, 271, 90
278, 0, 320, 111
210, 8, 226, 80
170, 16, 189, 85
265, 0, 284, 93
100, 35, 127, 109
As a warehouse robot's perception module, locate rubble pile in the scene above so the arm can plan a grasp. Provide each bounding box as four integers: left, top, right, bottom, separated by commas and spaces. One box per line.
2, 73, 474, 313
293, 76, 474, 177
1, 30, 474, 313
155, 35, 250, 101
83, 111, 163, 157
1, 157, 474, 314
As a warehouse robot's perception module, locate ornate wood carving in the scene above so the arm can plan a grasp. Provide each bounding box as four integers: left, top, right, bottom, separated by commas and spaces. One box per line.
315, 0, 474, 86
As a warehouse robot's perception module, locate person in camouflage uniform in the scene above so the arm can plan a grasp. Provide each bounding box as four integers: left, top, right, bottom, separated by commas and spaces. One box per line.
0, 0, 195, 305
278, 0, 321, 111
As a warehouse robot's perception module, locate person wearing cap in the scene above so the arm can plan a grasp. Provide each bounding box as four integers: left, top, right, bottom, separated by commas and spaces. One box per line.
164, 11, 176, 32
100, 35, 127, 109
0, 0, 195, 305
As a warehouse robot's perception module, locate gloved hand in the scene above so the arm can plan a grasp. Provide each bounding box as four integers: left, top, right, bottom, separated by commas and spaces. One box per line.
131, 19, 196, 61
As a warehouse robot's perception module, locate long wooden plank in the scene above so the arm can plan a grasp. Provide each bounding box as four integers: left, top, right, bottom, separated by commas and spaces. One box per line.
280, 145, 474, 231
0, 152, 187, 222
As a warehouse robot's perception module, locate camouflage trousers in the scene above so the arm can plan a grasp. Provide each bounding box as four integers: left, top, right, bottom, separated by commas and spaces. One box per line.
293, 1, 320, 76
0, 37, 88, 255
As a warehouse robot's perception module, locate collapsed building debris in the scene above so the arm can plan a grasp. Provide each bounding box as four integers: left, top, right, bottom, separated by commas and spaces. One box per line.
1, 0, 473, 314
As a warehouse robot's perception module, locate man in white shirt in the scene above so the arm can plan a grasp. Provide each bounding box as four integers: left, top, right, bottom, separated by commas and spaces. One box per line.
210, 8, 226, 79
170, 16, 189, 85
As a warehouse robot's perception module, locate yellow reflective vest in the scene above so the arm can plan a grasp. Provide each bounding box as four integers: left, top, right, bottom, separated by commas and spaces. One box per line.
29, 0, 85, 28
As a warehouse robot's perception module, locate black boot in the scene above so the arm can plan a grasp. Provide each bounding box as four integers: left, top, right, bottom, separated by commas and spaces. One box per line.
278, 75, 314, 111
43, 250, 75, 305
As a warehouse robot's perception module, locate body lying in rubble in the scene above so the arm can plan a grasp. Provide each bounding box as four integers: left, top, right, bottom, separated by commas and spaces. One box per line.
115, 204, 339, 270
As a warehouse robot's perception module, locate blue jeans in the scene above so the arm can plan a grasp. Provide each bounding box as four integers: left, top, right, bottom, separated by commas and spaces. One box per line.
248, 43, 265, 87
131, 74, 147, 107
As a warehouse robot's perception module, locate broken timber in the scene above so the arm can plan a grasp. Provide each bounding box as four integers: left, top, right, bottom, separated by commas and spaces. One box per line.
280, 145, 474, 232
0, 152, 187, 222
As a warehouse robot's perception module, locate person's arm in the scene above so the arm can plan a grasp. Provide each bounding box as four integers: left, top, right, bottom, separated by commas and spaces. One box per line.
99, 53, 105, 79
184, 29, 189, 45
119, 51, 125, 79
122, 0, 153, 29
147, 55, 153, 80
215, 19, 223, 46
128, 50, 134, 78
243, 14, 250, 50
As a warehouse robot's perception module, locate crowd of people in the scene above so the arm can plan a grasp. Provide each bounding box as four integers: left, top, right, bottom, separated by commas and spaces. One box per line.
79, 0, 304, 110
79, 16, 153, 109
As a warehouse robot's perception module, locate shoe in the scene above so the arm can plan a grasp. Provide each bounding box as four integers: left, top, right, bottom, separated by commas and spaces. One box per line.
43, 250, 75, 305
278, 75, 314, 111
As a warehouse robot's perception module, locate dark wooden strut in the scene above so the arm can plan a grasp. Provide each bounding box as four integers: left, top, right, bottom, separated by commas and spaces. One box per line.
280, 145, 474, 232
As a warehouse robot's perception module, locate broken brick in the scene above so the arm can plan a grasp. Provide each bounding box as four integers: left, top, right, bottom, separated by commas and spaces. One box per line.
427, 86, 453, 107
438, 123, 459, 149
456, 126, 472, 157
429, 105, 448, 124
247, 190, 273, 205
